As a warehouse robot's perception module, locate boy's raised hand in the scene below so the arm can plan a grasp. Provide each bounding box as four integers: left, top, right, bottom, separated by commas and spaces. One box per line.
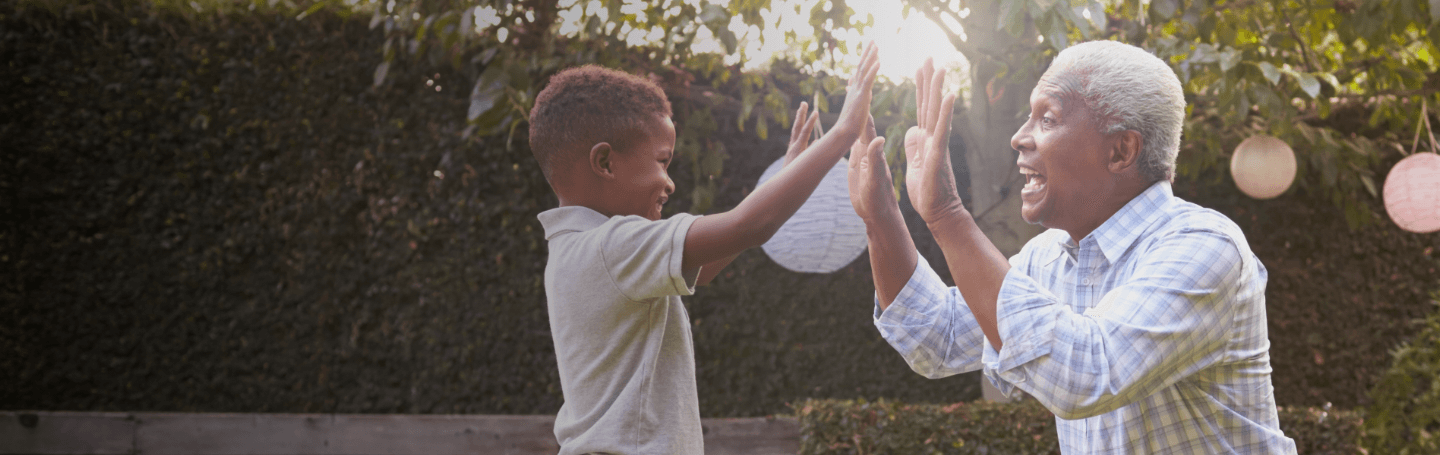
784, 102, 820, 166
830, 42, 881, 145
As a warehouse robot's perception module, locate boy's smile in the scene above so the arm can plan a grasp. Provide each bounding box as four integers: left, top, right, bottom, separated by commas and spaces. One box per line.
606, 114, 678, 221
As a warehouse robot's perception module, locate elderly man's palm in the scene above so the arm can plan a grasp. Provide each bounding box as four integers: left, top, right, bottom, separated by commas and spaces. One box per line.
904, 60, 966, 224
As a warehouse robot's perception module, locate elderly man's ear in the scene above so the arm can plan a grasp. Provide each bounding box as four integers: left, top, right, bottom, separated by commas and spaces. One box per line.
1107, 130, 1144, 175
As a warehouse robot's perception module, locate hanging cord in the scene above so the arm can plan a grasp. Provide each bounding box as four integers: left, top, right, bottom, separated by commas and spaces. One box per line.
1411, 99, 1439, 155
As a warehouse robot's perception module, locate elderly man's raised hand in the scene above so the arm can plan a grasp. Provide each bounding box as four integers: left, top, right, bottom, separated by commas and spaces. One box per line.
830, 42, 881, 146
846, 114, 892, 221
903, 59, 967, 224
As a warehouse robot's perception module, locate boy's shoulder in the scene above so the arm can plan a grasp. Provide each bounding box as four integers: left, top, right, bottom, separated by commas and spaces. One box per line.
538, 206, 698, 243
538, 205, 701, 302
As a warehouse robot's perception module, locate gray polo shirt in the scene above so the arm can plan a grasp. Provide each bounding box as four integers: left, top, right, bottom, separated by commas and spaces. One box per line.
538, 206, 702, 455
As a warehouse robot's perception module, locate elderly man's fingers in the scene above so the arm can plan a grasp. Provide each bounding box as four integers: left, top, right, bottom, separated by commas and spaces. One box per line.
915, 58, 932, 128
866, 136, 888, 179
932, 93, 958, 155
925, 67, 946, 134
903, 126, 924, 163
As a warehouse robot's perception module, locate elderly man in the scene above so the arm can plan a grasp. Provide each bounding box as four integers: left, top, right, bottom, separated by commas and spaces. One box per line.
846, 41, 1297, 453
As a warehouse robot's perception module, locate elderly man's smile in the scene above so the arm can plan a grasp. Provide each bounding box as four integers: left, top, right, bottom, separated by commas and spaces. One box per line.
1020, 167, 1046, 196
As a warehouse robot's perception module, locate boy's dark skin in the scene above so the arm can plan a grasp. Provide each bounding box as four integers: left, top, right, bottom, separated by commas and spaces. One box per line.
545, 43, 883, 284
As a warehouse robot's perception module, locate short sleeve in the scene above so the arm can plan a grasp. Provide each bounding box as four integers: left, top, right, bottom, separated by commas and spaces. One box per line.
602, 213, 700, 302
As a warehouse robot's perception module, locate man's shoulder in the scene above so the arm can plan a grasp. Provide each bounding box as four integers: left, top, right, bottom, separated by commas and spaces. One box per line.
1153, 196, 1247, 239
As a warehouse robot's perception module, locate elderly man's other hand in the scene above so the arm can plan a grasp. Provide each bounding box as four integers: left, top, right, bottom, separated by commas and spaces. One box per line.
846, 114, 892, 221
903, 59, 967, 225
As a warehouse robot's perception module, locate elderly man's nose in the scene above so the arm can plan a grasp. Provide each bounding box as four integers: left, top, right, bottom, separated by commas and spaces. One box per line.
1011, 125, 1033, 152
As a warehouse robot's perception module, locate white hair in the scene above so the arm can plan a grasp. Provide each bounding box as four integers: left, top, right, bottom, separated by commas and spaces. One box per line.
1044, 40, 1186, 183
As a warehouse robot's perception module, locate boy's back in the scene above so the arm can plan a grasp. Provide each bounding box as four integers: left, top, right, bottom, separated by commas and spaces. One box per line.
539, 206, 702, 454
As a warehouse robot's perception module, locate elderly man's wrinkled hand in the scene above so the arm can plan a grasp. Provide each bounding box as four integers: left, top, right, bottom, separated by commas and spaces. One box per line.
846, 115, 893, 222
903, 58, 968, 225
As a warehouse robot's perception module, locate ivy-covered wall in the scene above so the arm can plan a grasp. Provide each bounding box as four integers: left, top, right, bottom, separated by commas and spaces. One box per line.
2, 0, 1436, 419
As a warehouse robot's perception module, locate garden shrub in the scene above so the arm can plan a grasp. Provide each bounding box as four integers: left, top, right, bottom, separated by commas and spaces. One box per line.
1362, 291, 1440, 454
796, 398, 1366, 455
1278, 405, 1364, 454
793, 397, 1060, 455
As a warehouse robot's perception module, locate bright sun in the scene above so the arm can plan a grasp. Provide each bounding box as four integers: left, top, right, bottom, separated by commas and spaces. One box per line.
485, 0, 969, 84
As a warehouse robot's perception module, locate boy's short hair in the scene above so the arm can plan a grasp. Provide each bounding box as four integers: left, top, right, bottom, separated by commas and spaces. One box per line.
528, 65, 673, 181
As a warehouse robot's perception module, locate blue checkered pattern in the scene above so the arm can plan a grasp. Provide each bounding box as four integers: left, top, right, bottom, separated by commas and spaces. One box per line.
874, 182, 1296, 454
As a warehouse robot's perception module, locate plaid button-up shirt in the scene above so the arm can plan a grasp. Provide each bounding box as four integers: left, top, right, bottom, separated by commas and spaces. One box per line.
874, 182, 1297, 454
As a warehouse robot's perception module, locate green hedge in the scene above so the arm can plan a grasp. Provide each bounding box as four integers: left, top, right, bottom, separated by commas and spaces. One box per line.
0, 0, 984, 416
794, 398, 1364, 455
1362, 291, 1440, 454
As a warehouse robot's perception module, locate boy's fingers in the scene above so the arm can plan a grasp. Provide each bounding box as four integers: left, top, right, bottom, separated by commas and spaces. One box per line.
791, 102, 809, 141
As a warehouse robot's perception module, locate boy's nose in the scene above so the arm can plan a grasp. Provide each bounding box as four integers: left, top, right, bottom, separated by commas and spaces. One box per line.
664, 174, 675, 195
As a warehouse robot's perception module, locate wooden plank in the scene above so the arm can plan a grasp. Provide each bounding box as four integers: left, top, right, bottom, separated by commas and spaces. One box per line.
703, 417, 800, 455
323, 414, 557, 455
135, 413, 560, 455
0, 412, 135, 455
1, 412, 797, 455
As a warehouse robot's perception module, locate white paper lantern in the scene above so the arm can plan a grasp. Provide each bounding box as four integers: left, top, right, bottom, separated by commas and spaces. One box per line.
755, 156, 868, 273
1383, 152, 1440, 233
1230, 135, 1298, 200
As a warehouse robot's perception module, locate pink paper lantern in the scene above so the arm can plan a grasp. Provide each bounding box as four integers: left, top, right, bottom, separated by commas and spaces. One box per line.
1230, 135, 1297, 200
1383, 152, 1440, 233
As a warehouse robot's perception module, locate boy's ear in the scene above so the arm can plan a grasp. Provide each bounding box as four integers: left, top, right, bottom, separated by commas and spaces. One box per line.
1107, 130, 1143, 174
590, 142, 616, 179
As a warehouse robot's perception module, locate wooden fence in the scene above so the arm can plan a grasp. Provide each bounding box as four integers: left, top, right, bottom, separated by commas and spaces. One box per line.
0, 411, 799, 454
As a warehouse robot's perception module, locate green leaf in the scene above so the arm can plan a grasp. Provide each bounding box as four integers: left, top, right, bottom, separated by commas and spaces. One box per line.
998, 0, 1026, 37
1297, 72, 1321, 98
1219, 48, 1241, 72
1150, 0, 1178, 19
468, 66, 509, 124
1258, 61, 1281, 85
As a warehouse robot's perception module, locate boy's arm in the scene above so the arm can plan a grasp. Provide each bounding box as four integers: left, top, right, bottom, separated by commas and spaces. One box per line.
682, 43, 881, 274
695, 101, 819, 287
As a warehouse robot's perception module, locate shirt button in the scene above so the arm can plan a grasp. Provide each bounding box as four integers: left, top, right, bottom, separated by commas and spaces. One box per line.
1082, 278, 1091, 286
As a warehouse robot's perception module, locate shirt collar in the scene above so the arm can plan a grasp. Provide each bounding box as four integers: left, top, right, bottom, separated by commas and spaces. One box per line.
1083, 180, 1174, 264
537, 205, 612, 240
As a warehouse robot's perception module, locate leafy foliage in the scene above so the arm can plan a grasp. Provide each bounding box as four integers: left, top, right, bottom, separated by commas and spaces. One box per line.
0, 0, 984, 416
1363, 292, 1440, 454
903, 0, 1440, 229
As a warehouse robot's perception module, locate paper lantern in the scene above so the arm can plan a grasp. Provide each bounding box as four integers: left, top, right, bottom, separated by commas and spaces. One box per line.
1230, 135, 1297, 200
1383, 152, 1440, 233
756, 156, 868, 273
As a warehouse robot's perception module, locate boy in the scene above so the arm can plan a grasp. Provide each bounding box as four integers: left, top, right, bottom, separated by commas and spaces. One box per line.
528, 43, 881, 454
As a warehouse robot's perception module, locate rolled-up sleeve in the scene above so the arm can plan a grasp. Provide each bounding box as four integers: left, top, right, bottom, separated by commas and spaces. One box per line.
873, 256, 988, 379
982, 228, 1245, 420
